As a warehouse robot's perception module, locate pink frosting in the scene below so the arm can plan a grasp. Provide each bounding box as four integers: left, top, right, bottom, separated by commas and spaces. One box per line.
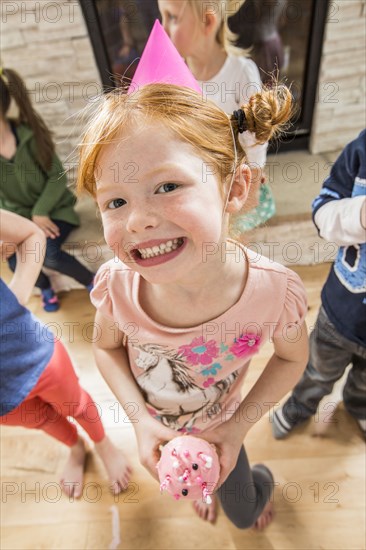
157, 435, 220, 502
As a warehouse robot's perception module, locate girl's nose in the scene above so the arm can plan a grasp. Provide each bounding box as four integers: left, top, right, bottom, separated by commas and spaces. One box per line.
125, 205, 159, 234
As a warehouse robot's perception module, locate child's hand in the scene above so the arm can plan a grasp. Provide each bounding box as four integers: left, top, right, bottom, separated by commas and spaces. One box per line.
199, 421, 244, 489
134, 415, 177, 482
32, 215, 60, 239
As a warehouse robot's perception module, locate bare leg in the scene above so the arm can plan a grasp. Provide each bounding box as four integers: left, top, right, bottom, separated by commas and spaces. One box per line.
94, 436, 133, 494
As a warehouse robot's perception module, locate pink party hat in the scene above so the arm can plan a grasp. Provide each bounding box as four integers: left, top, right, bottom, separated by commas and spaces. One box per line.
128, 20, 201, 94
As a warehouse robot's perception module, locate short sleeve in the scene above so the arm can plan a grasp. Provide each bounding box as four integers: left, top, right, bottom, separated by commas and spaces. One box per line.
239, 58, 261, 101
90, 263, 114, 320
273, 269, 308, 340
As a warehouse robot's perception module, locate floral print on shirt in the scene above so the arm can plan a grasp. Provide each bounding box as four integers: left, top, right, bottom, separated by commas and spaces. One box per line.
179, 332, 261, 379
178, 336, 219, 366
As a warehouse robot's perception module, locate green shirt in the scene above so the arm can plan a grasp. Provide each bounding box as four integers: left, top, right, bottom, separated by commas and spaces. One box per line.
0, 124, 79, 226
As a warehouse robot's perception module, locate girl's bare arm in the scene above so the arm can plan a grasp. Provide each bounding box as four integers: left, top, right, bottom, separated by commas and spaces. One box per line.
227, 322, 309, 438
0, 209, 46, 305
200, 322, 309, 487
93, 310, 178, 478
93, 310, 151, 423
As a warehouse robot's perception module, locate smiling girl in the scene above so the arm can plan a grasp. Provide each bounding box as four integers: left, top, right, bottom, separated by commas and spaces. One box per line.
77, 83, 308, 528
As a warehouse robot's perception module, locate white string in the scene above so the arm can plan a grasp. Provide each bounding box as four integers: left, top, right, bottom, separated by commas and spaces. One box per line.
221, 115, 239, 223
109, 505, 121, 550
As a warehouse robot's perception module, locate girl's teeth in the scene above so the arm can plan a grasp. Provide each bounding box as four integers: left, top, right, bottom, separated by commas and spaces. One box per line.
138, 239, 182, 259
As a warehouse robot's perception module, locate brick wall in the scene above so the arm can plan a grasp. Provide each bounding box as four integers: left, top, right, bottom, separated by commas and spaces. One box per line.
0, 0, 101, 181
310, 0, 366, 153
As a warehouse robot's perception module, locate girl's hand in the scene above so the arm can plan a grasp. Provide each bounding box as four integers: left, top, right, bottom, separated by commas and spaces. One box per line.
134, 415, 178, 482
199, 420, 245, 489
32, 215, 60, 239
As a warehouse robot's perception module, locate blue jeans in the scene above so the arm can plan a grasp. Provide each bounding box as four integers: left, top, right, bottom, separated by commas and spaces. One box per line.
8, 219, 94, 290
283, 306, 366, 422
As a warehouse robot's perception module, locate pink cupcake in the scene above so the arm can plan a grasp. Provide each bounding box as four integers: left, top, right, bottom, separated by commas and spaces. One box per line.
157, 435, 220, 503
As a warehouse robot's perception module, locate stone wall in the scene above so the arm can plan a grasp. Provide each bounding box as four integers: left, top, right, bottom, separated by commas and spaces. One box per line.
0, 0, 101, 180
310, 0, 366, 153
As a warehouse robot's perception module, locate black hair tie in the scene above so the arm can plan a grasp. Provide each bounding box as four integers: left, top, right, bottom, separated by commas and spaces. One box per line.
233, 109, 247, 133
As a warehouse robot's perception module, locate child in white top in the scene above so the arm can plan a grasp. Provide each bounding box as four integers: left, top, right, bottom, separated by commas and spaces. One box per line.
158, 0, 275, 230
77, 83, 308, 528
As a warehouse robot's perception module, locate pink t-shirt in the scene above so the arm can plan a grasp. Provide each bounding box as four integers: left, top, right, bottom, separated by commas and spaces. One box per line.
91, 247, 307, 433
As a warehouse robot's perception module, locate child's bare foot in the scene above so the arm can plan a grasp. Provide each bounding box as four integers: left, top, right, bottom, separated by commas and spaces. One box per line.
95, 436, 133, 495
252, 499, 274, 530
192, 495, 217, 524
60, 436, 87, 499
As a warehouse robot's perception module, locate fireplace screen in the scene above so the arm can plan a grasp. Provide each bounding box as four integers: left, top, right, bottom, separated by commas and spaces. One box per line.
80, 0, 328, 149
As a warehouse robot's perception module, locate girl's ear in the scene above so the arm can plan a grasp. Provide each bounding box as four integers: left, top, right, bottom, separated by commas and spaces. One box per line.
203, 10, 219, 36
225, 163, 251, 213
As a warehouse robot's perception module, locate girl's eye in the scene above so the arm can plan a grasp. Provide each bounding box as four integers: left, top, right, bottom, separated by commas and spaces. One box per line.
107, 198, 126, 209
167, 14, 177, 22
156, 183, 179, 194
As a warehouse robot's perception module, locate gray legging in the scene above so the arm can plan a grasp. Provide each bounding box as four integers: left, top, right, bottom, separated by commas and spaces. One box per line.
217, 446, 273, 529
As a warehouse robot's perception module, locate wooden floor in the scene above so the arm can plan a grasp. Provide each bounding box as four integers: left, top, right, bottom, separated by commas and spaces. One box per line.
1, 263, 365, 550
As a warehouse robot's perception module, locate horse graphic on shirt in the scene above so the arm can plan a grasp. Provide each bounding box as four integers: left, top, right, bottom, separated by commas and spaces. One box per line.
133, 342, 238, 430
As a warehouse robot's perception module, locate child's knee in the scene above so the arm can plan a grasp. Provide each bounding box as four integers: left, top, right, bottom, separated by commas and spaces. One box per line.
231, 515, 256, 529
226, 506, 260, 529
19, 400, 59, 429
220, 485, 267, 529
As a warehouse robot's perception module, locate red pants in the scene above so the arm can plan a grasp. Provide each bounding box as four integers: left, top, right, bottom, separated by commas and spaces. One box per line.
0, 340, 105, 446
